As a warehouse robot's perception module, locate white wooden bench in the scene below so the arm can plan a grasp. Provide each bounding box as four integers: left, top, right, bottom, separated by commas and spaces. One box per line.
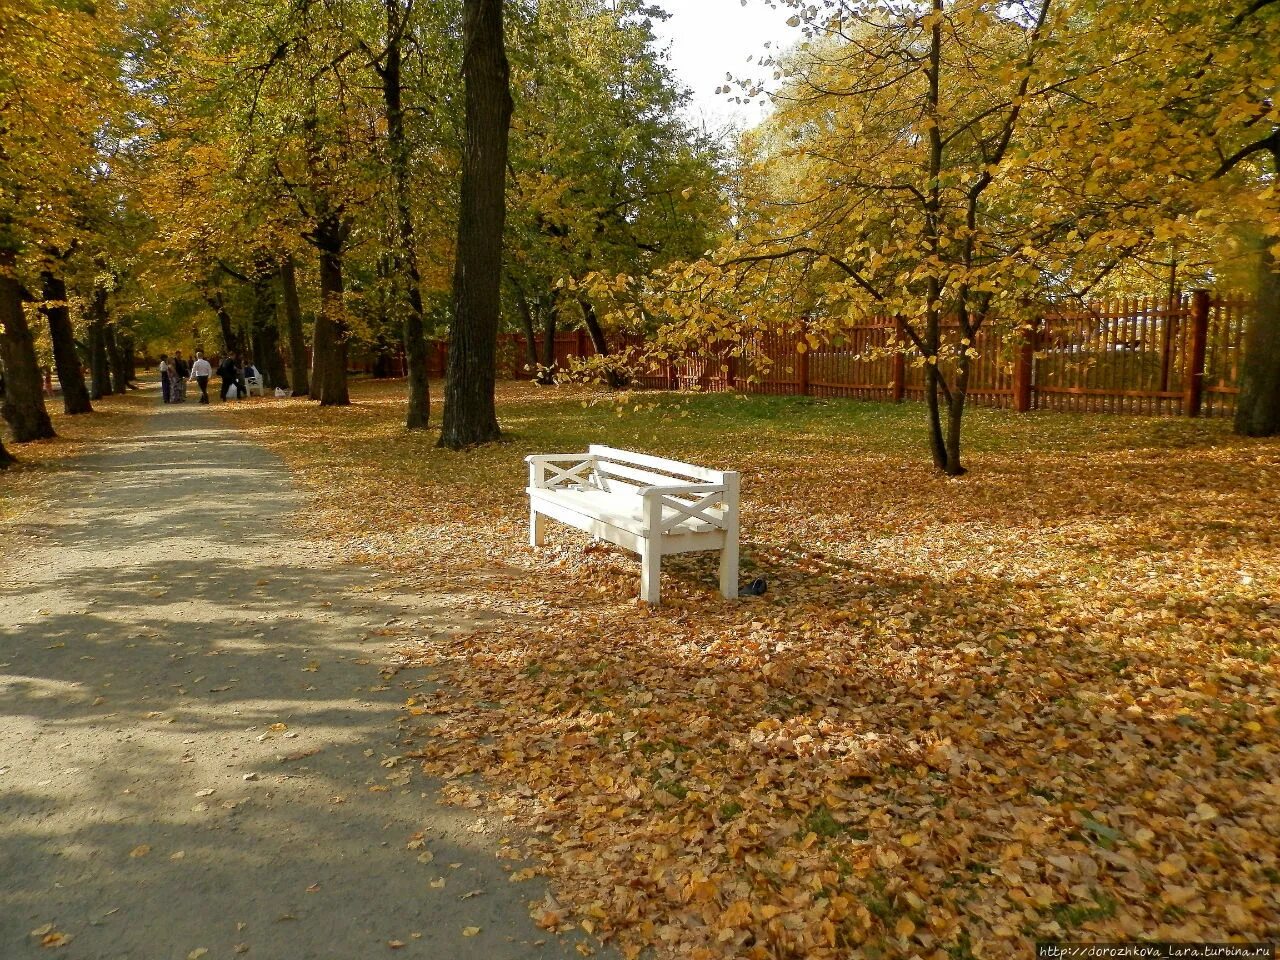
526, 445, 740, 604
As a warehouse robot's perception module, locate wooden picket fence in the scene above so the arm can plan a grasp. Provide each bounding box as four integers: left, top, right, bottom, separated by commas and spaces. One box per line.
481, 290, 1251, 418
349, 289, 1249, 418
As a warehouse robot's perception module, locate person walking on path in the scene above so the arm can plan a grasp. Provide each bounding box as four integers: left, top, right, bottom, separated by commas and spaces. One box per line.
218, 353, 241, 401
189, 351, 212, 404
159, 354, 172, 404
171, 351, 189, 403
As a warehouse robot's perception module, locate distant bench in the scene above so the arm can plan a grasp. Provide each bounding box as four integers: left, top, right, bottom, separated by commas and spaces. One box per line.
525, 445, 740, 605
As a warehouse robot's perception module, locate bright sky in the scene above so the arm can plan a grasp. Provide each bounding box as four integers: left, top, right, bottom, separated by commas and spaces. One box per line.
648, 0, 800, 132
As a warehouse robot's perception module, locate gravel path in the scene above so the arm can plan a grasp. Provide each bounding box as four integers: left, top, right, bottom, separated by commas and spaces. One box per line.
0, 402, 593, 960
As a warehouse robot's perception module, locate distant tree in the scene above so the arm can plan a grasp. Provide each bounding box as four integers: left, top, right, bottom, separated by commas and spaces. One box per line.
39, 256, 93, 415
0, 246, 55, 441
504, 0, 725, 385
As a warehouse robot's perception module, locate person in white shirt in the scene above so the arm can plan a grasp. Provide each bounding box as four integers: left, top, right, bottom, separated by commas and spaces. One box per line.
188, 351, 213, 404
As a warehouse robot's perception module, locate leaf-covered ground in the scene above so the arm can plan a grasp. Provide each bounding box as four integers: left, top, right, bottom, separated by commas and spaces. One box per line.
224, 380, 1280, 960
0, 390, 148, 525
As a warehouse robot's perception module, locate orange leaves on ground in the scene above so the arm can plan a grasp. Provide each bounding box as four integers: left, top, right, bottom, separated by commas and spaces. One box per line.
230, 380, 1280, 960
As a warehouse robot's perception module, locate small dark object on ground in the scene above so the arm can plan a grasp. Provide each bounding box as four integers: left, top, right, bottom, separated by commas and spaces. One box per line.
739, 577, 767, 597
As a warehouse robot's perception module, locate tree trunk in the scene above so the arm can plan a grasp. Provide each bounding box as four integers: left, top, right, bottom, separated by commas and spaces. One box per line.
279, 258, 310, 397
0, 250, 56, 441
311, 306, 331, 401
0, 434, 14, 468
922, 0, 948, 473
314, 229, 350, 406
539, 293, 559, 384
510, 278, 539, 376
923, 356, 947, 470
943, 351, 970, 476
438, 0, 513, 449
250, 276, 288, 389
104, 323, 129, 393
204, 291, 241, 357
122, 330, 139, 383
41, 270, 92, 414
87, 285, 113, 400
1234, 239, 1280, 436
380, 4, 431, 430
579, 295, 626, 388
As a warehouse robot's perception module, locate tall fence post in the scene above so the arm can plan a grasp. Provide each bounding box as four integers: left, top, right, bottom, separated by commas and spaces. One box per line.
725, 353, 737, 392
891, 316, 906, 402
1013, 321, 1037, 412
796, 336, 810, 396
1183, 288, 1210, 417
1158, 290, 1181, 393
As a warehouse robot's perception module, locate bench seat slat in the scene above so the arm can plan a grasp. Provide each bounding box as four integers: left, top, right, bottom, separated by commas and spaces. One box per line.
528, 487, 724, 535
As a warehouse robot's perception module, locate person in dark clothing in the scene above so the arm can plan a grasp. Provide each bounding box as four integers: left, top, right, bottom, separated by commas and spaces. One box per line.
171, 352, 189, 402
218, 354, 241, 401
159, 354, 171, 403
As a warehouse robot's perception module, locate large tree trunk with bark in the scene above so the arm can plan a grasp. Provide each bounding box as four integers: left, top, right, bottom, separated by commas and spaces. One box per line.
279, 258, 310, 397
380, 5, 431, 430
87, 285, 113, 400
41, 270, 92, 414
312, 220, 350, 407
1234, 240, 1280, 436
438, 0, 513, 449
0, 250, 56, 441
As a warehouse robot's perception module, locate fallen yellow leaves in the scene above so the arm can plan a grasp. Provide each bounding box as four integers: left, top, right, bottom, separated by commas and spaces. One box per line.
229, 381, 1280, 960
30, 924, 72, 949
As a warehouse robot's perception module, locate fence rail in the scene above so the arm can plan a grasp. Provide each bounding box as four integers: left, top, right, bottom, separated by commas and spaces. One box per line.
352, 290, 1251, 419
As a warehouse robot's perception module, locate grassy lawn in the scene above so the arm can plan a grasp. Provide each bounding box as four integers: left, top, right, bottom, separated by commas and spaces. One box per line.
225, 378, 1279, 960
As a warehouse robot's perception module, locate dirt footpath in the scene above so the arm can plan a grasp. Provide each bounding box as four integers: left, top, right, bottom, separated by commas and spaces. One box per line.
0, 403, 598, 959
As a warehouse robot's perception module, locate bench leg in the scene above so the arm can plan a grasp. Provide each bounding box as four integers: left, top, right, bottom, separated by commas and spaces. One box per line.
640, 539, 661, 604
718, 537, 739, 600
530, 507, 547, 547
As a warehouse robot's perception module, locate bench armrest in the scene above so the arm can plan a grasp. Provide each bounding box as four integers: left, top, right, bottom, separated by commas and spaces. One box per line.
638, 482, 725, 498
527, 453, 596, 490
640, 481, 737, 534
524, 454, 594, 465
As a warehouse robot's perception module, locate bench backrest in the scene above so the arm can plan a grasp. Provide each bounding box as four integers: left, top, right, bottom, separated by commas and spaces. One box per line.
586, 445, 724, 494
